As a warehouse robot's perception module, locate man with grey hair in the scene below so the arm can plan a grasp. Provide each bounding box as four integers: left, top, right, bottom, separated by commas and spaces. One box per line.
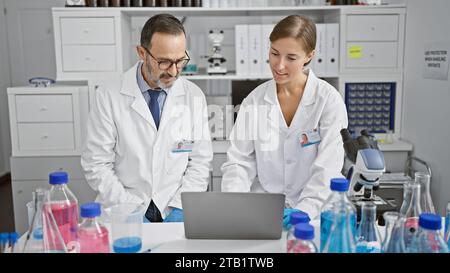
81, 14, 213, 222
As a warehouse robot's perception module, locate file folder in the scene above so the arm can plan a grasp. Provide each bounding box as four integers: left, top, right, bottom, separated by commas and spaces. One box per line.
326, 23, 339, 76
235, 25, 249, 76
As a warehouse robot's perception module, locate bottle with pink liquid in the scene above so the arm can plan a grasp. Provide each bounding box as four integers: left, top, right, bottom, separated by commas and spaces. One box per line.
77, 202, 110, 253
288, 223, 318, 253
47, 171, 79, 248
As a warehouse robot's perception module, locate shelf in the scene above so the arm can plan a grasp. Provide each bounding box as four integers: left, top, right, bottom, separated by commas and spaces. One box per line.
53, 5, 405, 16
183, 73, 338, 80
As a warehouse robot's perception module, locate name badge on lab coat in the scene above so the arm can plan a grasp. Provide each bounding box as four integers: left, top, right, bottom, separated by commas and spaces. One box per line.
172, 140, 195, 153
300, 129, 321, 147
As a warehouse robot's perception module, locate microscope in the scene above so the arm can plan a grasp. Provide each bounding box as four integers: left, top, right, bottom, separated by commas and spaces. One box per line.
207, 30, 227, 75
340, 128, 395, 224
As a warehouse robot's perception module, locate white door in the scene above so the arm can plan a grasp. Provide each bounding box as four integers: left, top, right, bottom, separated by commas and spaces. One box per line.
0, 0, 12, 174
4, 0, 64, 86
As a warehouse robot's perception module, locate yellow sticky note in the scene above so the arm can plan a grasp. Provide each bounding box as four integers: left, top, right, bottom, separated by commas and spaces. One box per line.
349, 45, 362, 59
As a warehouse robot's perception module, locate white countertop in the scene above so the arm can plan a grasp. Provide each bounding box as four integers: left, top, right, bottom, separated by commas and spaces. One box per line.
213, 139, 413, 154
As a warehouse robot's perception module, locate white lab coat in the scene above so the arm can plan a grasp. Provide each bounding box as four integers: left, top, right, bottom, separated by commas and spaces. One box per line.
221, 69, 348, 220
81, 62, 213, 218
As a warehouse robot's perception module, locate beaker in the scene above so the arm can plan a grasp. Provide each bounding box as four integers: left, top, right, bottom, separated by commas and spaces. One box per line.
23, 188, 46, 253
382, 211, 406, 253
356, 203, 382, 253
111, 203, 146, 253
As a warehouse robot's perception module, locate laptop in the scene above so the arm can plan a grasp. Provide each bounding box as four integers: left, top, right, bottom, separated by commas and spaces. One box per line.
181, 192, 285, 240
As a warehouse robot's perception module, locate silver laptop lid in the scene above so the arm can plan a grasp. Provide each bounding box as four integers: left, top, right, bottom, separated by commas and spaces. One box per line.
181, 192, 285, 240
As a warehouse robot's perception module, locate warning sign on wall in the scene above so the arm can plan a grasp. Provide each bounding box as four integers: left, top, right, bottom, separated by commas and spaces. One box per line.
423, 41, 450, 81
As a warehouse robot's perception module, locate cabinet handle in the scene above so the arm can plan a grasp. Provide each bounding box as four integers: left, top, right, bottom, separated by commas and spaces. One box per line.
371, 27, 375, 31
42, 134, 49, 139
85, 57, 91, 61
83, 28, 91, 34
40, 106, 48, 111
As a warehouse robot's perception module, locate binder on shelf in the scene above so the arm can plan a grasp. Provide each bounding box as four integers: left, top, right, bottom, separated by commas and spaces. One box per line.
325, 23, 339, 76
261, 24, 274, 77
248, 24, 262, 77
235, 25, 249, 76
313, 23, 326, 76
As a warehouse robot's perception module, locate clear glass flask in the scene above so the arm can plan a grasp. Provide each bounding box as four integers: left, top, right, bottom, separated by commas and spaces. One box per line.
382, 211, 406, 253
445, 201, 450, 245
22, 188, 46, 253
414, 172, 436, 214
409, 213, 449, 253
401, 182, 422, 250
322, 203, 356, 253
77, 202, 110, 253
43, 190, 68, 253
356, 203, 382, 253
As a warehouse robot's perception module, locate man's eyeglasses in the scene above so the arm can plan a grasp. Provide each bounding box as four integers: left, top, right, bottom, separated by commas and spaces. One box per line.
143, 47, 190, 70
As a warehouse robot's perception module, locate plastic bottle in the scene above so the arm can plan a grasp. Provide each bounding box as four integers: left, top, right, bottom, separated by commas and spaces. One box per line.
286, 211, 310, 252
409, 213, 449, 253
320, 178, 356, 252
355, 203, 382, 253
47, 171, 79, 246
288, 223, 317, 253
77, 202, 110, 253
9, 232, 19, 253
444, 201, 450, 247
0, 232, 9, 253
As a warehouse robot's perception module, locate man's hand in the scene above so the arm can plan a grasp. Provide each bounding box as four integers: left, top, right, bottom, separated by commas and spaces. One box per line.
163, 208, 184, 222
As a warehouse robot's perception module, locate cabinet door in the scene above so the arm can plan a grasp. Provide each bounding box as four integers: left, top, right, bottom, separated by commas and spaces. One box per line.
12, 179, 96, 235
4, 0, 64, 85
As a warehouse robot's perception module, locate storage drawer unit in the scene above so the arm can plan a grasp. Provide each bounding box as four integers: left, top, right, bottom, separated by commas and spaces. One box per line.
53, 10, 131, 80
341, 9, 405, 73
7, 85, 88, 156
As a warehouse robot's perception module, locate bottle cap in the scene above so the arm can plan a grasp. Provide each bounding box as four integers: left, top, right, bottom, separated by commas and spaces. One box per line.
330, 178, 349, 192
294, 223, 315, 240
290, 211, 310, 225
419, 213, 441, 230
49, 172, 68, 185
10, 232, 19, 244
0, 232, 8, 243
81, 202, 101, 218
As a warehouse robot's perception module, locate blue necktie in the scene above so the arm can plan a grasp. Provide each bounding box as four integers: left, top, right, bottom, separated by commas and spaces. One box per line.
148, 90, 160, 129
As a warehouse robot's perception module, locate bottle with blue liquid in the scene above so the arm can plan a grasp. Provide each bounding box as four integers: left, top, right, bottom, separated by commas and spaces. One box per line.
320, 178, 356, 252
288, 223, 318, 253
286, 211, 310, 252
355, 203, 382, 253
409, 213, 449, 253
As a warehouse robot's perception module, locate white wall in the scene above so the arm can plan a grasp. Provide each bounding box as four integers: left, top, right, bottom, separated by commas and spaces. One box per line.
402, 0, 450, 214
0, 0, 12, 175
